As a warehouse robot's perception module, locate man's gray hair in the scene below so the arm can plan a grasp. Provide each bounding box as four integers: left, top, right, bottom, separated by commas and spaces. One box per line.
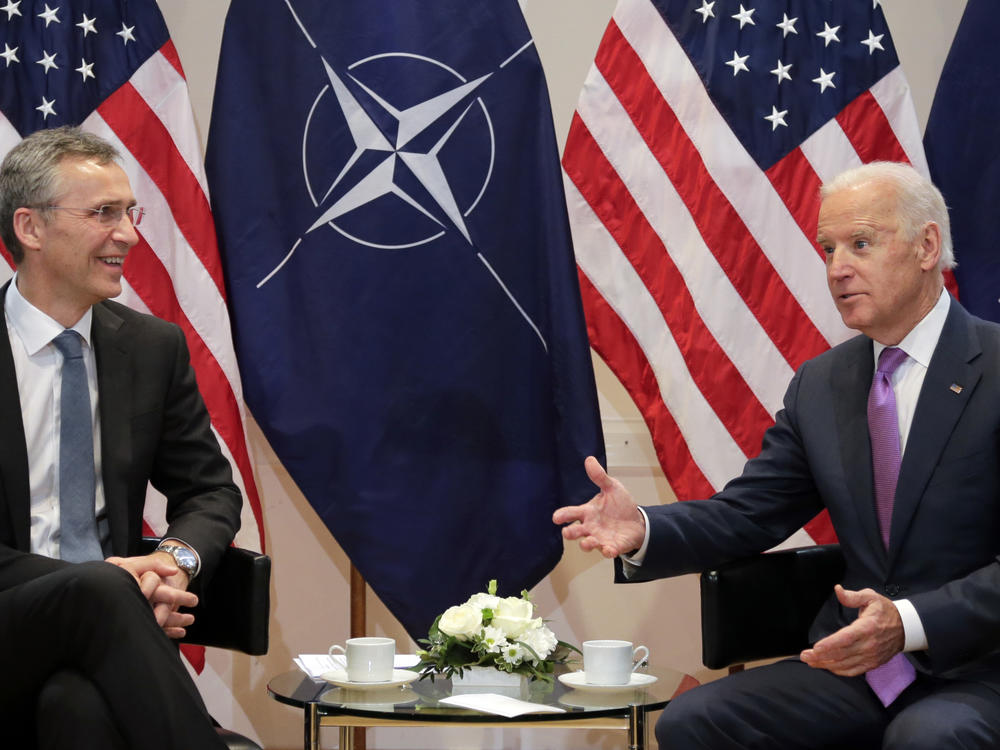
820, 161, 955, 271
0, 126, 121, 264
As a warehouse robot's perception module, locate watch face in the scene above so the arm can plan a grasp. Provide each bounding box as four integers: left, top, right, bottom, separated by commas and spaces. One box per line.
174, 549, 197, 568
162, 545, 197, 574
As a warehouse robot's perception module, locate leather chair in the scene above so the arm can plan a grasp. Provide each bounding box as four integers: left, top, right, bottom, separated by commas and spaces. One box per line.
700, 544, 845, 673
142, 538, 271, 750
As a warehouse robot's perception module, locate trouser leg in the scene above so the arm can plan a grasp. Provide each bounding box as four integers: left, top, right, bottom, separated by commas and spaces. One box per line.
37, 669, 128, 750
656, 658, 886, 750
0, 562, 224, 750
883, 677, 1000, 750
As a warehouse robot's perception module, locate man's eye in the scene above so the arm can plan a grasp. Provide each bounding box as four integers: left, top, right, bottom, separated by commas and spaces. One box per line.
854, 239, 870, 250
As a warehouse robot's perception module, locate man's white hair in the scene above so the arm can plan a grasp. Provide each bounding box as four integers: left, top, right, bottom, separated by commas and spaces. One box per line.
820, 161, 955, 271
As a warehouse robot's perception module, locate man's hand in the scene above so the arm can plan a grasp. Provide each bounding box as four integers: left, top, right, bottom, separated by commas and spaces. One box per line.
800, 584, 905, 676
552, 456, 646, 558
106, 553, 198, 639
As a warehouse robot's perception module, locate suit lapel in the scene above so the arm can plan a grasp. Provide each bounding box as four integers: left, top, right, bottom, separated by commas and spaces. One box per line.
832, 336, 886, 560
0, 281, 32, 550
890, 300, 980, 567
92, 302, 132, 557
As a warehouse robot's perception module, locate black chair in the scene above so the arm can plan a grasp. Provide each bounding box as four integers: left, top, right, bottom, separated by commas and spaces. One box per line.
141, 538, 271, 750
700, 544, 845, 673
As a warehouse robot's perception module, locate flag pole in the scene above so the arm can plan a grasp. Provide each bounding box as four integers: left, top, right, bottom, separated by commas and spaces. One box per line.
350, 563, 367, 750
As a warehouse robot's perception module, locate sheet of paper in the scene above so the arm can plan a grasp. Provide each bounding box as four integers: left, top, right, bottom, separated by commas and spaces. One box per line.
294, 653, 420, 678
439, 693, 566, 718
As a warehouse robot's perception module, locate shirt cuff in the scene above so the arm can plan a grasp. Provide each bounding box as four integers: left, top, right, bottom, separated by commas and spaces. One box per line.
893, 598, 928, 652
621, 506, 651, 569
157, 537, 202, 578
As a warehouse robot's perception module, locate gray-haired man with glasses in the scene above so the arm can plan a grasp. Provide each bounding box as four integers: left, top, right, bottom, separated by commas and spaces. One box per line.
0, 126, 240, 749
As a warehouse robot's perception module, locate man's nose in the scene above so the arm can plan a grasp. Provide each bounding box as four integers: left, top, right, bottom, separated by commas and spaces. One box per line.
112, 212, 140, 247
826, 246, 852, 279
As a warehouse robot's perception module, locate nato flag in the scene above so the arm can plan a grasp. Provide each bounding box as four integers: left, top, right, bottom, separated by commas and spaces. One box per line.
206, 0, 605, 637
924, 0, 1000, 323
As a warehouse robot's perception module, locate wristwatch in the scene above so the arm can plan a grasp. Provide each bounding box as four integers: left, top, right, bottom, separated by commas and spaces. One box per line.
157, 543, 199, 580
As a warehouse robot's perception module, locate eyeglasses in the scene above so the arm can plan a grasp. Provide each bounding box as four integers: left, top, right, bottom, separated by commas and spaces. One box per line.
36, 204, 146, 227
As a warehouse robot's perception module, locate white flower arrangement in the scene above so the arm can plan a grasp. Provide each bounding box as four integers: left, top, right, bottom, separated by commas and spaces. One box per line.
415, 580, 578, 682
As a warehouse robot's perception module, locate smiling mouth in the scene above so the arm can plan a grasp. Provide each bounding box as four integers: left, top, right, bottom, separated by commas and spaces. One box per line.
99, 257, 125, 266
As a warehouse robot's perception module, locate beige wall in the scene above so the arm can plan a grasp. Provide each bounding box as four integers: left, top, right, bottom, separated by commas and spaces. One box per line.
156, 1, 967, 747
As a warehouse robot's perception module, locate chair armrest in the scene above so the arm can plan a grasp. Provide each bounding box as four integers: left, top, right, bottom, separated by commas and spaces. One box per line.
700, 544, 844, 670
141, 537, 271, 655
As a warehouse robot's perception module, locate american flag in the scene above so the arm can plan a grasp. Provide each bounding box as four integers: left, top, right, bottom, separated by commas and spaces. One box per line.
0, 0, 263, 694
563, 0, 940, 544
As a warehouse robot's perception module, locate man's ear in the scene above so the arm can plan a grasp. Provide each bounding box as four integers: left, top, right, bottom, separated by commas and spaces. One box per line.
918, 221, 942, 272
12, 207, 46, 255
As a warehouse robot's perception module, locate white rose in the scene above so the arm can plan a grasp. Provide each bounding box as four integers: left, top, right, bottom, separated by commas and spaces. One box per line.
438, 603, 482, 640
518, 625, 558, 662
492, 596, 535, 638
466, 592, 502, 612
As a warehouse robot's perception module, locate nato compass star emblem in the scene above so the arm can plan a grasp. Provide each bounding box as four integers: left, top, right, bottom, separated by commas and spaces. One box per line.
261, 4, 546, 350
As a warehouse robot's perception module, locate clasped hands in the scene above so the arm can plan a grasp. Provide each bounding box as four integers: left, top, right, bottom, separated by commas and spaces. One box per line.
106, 552, 197, 639
553, 456, 906, 675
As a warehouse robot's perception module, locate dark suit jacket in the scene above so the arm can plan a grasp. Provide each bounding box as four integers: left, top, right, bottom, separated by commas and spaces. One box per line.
0, 281, 242, 594
629, 297, 1000, 685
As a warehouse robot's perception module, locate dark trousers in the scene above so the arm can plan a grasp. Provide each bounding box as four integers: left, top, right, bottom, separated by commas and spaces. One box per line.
0, 561, 224, 750
657, 658, 1000, 750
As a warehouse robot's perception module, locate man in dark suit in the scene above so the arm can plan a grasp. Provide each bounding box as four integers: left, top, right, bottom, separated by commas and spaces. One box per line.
0, 128, 241, 748
554, 162, 1000, 748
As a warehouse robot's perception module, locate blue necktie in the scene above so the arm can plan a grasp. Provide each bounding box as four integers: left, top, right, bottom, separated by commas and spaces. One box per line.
864, 346, 915, 706
52, 330, 103, 562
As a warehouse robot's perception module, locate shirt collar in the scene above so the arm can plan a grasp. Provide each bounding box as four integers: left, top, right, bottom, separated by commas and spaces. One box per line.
872, 287, 950, 369
5, 273, 94, 355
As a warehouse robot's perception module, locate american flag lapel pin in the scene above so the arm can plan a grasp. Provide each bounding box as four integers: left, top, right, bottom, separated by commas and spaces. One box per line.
950, 383, 964, 394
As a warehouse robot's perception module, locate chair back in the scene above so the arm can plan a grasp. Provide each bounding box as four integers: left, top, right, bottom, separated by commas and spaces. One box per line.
141, 537, 271, 655
700, 544, 844, 670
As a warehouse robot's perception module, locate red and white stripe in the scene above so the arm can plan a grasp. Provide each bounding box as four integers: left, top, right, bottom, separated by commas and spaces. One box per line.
563, 0, 932, 545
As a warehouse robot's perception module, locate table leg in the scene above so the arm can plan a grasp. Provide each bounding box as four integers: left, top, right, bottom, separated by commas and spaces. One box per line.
305, 702, 319, 750
628, 705, 646, 750
340, 726, 355, 750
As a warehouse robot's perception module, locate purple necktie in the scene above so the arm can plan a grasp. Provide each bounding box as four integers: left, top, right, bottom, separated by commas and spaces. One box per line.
864, 346, 915, 706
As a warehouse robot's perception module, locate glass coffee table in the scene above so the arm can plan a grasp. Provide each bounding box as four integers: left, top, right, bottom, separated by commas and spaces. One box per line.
268, 665, 697, 750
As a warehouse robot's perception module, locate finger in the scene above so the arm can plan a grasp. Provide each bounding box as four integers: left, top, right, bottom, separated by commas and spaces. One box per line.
600, 543, 622, 559
147, 557, 181, 578
152, 585, 199, 610
163, 610, 196, 629
138, 571, 161, 602
163, 626, 188, 639
153, 601, 171, 627
553, 505, 585, 526
834, 584, 878, 610
577, 535, 603, 553
560, 519, 595, 540
584, 456, 614, 491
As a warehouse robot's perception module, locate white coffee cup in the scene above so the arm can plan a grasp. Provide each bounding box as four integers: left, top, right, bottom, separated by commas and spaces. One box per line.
328, 637, 395, 683
582, 639, 650, 685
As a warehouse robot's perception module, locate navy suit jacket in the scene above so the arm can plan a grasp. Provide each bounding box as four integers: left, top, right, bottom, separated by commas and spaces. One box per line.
0, 281, 241, 594
630, 297, 1000, 685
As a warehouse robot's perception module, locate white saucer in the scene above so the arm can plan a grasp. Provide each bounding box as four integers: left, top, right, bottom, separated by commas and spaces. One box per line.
558, 671, 658, 692
320, 668, 420, 690
320, 686, 420, 709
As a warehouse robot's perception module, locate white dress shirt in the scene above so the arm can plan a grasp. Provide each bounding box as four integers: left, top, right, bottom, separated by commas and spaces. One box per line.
4, 274, 108, 558
625, 288, 951, 653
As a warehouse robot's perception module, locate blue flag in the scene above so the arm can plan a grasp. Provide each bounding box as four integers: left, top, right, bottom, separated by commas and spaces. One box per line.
924, 0, 1000, 323
206, 0, 605, 637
